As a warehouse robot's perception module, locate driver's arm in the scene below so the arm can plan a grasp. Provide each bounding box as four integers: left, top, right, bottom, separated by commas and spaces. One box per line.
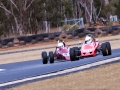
63, 42, 66, 46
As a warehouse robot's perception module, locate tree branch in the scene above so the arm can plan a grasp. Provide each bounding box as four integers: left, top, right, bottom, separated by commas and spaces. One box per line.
9, 0, 19, 11
0, 2, 19, 32
79, 1, 91, 17
25, 0, 34, 11
0, 3, 13, 16
97, 0, 102, 17
79, 0, 93, 22
24, 0, 28, 10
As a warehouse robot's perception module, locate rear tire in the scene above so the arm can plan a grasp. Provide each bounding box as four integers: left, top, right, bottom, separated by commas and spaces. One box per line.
70, 48, 75, 61
49, 51, 54, 64
42, 52, 48, 64
106, 42, 112, 55
101, 43, 107, 56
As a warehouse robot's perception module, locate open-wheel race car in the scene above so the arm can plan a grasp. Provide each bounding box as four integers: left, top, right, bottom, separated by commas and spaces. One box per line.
70, 34, 112, 61
41, 40, 70, 64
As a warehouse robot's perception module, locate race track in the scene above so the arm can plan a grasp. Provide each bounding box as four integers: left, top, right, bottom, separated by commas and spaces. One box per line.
0, 49, 120, 88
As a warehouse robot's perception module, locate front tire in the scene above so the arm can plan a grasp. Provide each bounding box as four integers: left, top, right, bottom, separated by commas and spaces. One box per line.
42, 51, 48, 64
49, 51, 54, 64
74, 47, 80, 60
70, 48, 75, 61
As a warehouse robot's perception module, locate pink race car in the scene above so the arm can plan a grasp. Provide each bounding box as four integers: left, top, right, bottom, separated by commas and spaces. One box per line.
41, 45, 70, 64
70, 34, 112, 61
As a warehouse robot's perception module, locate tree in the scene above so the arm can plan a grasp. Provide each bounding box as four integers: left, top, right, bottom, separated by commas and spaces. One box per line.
78, 0, 93, 24
0, 0, 120, 38
0, 0, 35, 35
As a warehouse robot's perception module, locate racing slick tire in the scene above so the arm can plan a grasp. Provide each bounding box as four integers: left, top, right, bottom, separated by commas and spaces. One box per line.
42, 51, 48, 64
74, 47, 80, 60
101, 43, 108, 56
49, 51, 54, 64
106, 42, 112, 55
70, 48, 75, 61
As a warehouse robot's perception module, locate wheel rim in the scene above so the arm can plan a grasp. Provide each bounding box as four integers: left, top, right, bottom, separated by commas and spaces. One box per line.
106, 47, 108, 54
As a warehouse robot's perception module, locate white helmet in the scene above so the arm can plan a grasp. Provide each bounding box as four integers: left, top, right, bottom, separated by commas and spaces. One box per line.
58, 42, 64, 47
85, 34, 93, 44
57, 40, 64, 47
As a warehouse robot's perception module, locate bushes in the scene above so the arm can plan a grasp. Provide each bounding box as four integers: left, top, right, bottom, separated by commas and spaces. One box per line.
62, 24, 79, 31
107, 21, 113, 27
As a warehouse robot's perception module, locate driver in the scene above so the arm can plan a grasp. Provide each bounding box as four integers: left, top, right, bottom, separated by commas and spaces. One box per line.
85, 34, 94, 44
56, 39, 66, 54
57, 39, 65, 48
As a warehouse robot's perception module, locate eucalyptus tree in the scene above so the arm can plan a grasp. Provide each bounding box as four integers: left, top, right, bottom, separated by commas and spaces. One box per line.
0, 0, 120, 38
0, 0, 35, 36
78, 0, 94, 24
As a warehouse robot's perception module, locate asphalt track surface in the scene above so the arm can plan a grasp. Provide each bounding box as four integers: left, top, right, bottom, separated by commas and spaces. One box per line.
0, 48, 120, 89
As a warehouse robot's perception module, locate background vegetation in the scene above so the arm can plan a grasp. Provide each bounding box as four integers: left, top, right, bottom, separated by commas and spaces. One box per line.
0, 0, 120, 38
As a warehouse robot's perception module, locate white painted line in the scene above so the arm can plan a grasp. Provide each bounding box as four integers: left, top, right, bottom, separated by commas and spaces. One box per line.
0, 57, 120, 87
0, 69, 6, 72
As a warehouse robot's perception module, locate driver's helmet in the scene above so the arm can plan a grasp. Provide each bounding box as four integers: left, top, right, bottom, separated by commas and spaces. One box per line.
85, 34, 93, 44
57, 39, 64, 48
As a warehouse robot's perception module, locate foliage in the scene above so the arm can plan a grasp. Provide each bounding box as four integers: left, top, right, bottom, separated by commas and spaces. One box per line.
107, 21, 113, 26
62, 24, 79, 31
0, 0, 120, 38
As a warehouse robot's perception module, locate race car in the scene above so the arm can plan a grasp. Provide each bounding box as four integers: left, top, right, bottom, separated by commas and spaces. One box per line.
41, 40, 70, 64
70, 34, 112, 61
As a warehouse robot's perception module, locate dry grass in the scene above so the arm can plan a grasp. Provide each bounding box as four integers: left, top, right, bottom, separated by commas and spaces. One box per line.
9, 61, 120, 90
